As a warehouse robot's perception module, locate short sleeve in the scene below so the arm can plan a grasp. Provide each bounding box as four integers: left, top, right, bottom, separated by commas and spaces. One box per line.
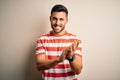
35, 38, 46, 56
74, 37, 83, 56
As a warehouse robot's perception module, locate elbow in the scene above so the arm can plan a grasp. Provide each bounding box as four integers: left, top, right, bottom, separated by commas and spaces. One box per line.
75, 70, 81, 75
36, 62, 43, 71
36, 63, 41, 71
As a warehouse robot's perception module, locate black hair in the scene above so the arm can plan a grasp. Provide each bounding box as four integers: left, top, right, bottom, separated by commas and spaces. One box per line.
51, 4, 68, 16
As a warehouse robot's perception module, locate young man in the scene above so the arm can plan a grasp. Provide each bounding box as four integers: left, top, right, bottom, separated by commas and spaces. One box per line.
35, 4, 83, 80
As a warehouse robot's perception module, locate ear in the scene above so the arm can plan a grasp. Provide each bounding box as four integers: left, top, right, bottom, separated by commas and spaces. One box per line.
50, 16, 51, 21
66, 17, 68, 23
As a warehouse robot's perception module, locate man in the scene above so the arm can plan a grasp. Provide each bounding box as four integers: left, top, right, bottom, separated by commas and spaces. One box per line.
35, 4, 83, 80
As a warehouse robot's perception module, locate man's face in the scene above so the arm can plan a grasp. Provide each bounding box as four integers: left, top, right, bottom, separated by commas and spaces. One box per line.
50, 12, 68, 34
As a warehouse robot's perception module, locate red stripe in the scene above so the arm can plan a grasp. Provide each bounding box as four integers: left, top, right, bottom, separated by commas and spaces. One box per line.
36, 46, 44, 50
36, 47, 82, 51
35, 53, 45, 56
36, 47, 64, 51
76, 47, 82, 51
45, 47, 65, 51
37, 39, 78, 43
46, 55, 59, 59
43, 71, 75, 77
53, 64, 70, 69
74, 78, 78, 80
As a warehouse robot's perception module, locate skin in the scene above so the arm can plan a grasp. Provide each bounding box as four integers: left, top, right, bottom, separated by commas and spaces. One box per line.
36, 12, 83, 74
50, 12, 67, 36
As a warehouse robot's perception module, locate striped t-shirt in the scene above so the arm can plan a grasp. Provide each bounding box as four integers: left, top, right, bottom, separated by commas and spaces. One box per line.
36, 31, 83, 80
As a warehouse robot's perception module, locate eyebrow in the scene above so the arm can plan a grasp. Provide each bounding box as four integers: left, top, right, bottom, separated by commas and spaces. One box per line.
52, 17, 64, 20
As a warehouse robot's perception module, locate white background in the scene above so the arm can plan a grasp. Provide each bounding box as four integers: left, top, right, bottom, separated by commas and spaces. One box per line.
0, 0, 120, 80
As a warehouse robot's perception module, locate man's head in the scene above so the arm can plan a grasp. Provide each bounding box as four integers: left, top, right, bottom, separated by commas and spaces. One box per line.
51, 4, 68, 16
50, 4, 68, 35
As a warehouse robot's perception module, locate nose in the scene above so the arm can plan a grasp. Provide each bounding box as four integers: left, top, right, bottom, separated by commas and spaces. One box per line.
56, 20, 60, 25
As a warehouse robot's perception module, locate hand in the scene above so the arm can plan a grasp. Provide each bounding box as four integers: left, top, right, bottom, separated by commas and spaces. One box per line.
66, 40, 80, 59
59, 47, 69, 62
58, 40, 80, 62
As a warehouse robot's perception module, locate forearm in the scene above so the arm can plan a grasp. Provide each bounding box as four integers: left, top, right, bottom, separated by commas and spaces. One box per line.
37, 58, 60, 71
69, 56, 83, 74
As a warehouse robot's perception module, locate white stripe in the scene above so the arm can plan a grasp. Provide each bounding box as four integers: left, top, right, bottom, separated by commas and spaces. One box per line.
46, 49, 83, 56
43, 75, 78, 80
37, 42, 72, 47
36, 43, 42, 47
78, 44, 82, 48
59, 60, 69, 64
45, 68, 71, 73
60, 60, 69, 64
36, 40, 82, 48
36, 49, 82, 55
36, 42, 81, 48
75, 50, 83, 56
36, 49, 83, 56
36, 49, 45, 54
39, 35, 79, 40
46, 51, 62, 56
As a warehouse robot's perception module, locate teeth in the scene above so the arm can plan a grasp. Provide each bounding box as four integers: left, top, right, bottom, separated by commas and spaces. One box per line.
55, 26, 59, 27
55, 26, 60, 29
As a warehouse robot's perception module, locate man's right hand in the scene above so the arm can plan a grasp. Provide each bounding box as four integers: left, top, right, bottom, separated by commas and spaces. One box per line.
59, 47, 69, 62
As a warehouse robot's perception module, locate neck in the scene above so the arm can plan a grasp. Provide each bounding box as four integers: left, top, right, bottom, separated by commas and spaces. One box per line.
53, 30, 66, 36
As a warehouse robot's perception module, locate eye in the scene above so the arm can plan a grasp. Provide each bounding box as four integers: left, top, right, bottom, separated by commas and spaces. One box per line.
52, 17, 57, 21
60, 18, 64, 21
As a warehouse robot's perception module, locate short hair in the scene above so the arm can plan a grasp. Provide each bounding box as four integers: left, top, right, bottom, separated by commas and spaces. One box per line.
51, 4, 68, 16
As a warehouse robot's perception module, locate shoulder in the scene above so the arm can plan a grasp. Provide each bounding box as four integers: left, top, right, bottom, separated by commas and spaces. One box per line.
67, 32, 81, 39
37, 32, 52, 40
36, 32, 52, 43
66, 32, 82, 42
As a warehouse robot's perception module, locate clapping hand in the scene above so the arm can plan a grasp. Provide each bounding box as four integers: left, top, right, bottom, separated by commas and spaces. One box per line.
59, 40, 80, 62
66, 40, 80, 59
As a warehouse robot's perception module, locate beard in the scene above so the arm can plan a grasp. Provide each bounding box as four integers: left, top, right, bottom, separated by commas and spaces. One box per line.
51, 24, 65, 34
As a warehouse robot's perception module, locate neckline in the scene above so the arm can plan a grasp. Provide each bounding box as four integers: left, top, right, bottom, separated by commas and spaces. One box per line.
50, 30, 68, 37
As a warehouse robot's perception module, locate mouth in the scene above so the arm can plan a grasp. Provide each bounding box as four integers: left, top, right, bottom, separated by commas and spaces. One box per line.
54, 25, 61, 29
54, 25, 61, 27
54, 28, 60, 31
53, 26, 61, 32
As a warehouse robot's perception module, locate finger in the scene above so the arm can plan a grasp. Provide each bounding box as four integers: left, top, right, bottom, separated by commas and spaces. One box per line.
70, 46, 72, 52
77, 40, 80, 46
74, 40, 79, 48
67, 47, 73, 58
73, 41, 77, 50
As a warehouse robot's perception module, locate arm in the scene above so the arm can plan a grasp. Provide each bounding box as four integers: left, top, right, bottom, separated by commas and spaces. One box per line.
36, 48, 68, 71
66, 40, 83, 74
36, 54, 60, 71
69, 55, 83, 74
